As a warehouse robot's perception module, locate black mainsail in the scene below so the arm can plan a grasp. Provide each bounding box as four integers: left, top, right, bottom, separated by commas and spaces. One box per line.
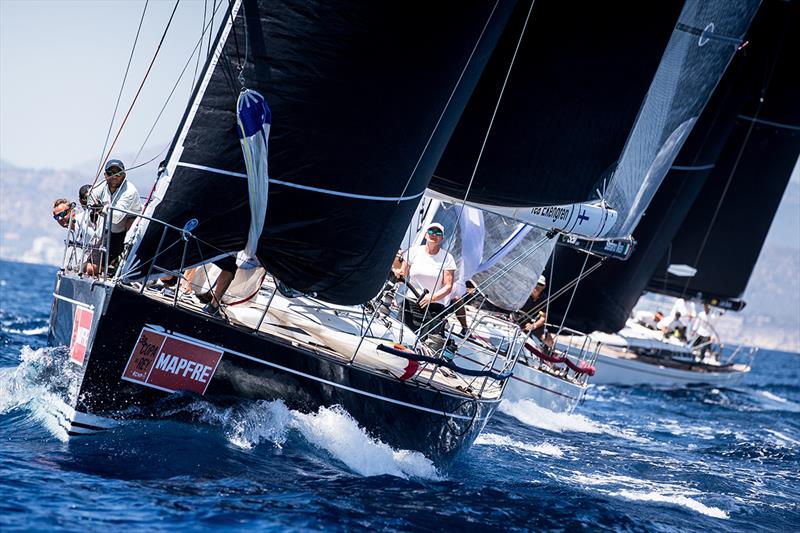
429, 0, 684, 208
549, 0, 798, 332
125, 0, 515, 304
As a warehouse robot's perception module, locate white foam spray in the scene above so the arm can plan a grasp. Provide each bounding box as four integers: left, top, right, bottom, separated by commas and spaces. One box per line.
499, 399, 648, 442
474, 432, 564, 458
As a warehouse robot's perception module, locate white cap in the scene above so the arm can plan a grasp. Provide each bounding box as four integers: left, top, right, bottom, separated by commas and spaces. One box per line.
427, 222, 445, 233
537, 274, 547, 286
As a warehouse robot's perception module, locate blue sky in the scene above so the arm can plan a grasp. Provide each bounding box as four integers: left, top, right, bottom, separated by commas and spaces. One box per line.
0, 0, 228, 170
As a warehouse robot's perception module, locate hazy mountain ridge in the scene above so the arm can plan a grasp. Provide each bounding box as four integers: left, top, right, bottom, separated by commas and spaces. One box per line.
0, 158, 155, 265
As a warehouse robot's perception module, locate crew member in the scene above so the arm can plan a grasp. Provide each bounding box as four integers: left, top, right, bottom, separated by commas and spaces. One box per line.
92, 159, 142, 268
393, 222, 456, 337
514, 275, 554, 348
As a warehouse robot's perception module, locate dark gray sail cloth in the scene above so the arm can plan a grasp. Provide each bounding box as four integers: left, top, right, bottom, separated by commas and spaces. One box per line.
428, 0, 684, 208
127, 0, 515, 304
547, 0, 800, 333
648, 0, 800, 309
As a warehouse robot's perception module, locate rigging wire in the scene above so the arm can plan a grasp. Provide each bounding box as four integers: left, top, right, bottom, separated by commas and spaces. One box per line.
415, 0, 536, 345
679, 25, 787, 300
90, 0, 182, 190
207, 0, 217, 61
94, 0, 149, 178
192, 0, 208, 90
553, 247, 591, 346
132, 0, 226, 166
395, 0, 504, 202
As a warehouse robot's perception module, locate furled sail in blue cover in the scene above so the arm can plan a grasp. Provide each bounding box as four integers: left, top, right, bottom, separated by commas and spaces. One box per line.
236, 89, 271, 258
125, 0, 516, 304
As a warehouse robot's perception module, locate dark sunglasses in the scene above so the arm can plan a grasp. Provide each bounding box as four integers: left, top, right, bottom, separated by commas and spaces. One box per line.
53, 209, 71, 220
427, 228, 443, 236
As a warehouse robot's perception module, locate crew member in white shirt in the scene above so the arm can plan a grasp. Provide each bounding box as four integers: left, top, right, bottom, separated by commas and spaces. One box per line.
91, 159, 142, 268
691, 303, 717, 358
393, 222, 456, 336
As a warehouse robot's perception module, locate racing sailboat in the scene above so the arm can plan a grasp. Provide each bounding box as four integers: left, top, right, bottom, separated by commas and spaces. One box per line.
427, 0, 762, 396
48, 0, 519, 463
44, 0, 763, 463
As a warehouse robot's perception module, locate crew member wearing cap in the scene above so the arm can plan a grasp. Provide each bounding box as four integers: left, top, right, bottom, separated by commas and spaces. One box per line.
514, 274, 554, 348
92, 159, 142, 268
393, 222, 456, 336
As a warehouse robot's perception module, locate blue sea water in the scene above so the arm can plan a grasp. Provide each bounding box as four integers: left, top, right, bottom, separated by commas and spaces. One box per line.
1, 259, 798, 532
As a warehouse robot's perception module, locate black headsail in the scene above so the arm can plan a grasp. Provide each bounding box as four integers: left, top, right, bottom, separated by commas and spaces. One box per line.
125, 0, 515, 304
548, 0, 798, 332
428, 0, 685, 208
648, 1, 800, 309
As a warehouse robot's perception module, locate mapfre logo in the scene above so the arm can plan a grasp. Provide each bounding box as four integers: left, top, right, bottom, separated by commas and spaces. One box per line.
69, 307, 94, 365
121, 327, 223, 395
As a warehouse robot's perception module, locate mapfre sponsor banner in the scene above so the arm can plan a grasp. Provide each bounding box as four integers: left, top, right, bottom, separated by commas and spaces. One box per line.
69, 307, 94, 365
121, 327, 223, 395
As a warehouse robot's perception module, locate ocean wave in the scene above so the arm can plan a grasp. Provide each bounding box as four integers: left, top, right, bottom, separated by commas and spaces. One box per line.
474, 432, 565, 458
498, 399, 648, 443
4, 326, 48, 336
755, 391, 800, 413
0, 346, 78, 441
158, 398, 441, 480
563, 472, 729, 519
611, 489, 728, 519
291, 405, 441, 480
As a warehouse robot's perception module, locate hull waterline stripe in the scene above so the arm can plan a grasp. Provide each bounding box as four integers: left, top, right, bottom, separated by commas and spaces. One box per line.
670, 164, 715, 171
164, 330, 498, 421
597, 354, 748, 383
52, 293, 95, 310
69, 420, 108, 431
738, 115, 800, 131
176, 162, 425, 202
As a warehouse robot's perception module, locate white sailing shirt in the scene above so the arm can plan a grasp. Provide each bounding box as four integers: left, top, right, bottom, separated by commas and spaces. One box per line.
92, 180, 142, 233
406, 245, 457, 305
693, 310, 716, 337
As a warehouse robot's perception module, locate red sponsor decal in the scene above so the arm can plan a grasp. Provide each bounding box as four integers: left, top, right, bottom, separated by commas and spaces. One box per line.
121, 327, 223, 395
69, 307, 94, 365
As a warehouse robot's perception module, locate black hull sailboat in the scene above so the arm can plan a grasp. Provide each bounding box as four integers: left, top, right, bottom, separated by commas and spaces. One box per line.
49, 274, 498, 461
44, 0, 763, 459
45, 0, 523, 463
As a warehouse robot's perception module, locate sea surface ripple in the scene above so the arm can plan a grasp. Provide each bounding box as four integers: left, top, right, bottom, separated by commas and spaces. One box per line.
1, 260, 798, 532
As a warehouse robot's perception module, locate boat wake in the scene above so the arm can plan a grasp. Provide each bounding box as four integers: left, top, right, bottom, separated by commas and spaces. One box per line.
1, 346, 440, 480
498, 399, 648, 442
2, 325, 49, 336
0, 346, 79, 441
474, 432, 565, 458
753, 390, 800, 412
563, 472, 730, 519
611, 489, 729, 519
157, 398, 443, 480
